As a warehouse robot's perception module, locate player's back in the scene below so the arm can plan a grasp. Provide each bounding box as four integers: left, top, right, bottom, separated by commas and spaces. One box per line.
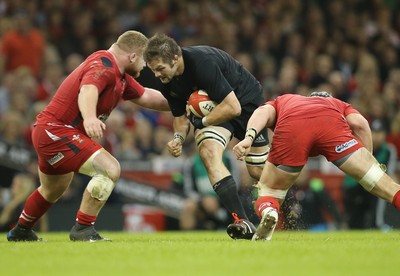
270, 94, 356, 122
183, 46, 262, 104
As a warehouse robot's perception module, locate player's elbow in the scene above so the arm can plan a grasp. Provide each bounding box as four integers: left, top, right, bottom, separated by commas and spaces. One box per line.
227, 99, 241, 117
347, 114, 370, 133
231, 104, 242, 117
223, 91, 241, 117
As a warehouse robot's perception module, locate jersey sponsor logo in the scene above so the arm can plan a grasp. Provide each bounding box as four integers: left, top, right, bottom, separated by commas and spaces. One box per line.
335, 139, 358, 153
47, 152, 64, 165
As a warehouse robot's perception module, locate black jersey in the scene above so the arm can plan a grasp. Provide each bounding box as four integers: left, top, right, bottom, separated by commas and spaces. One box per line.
164, 46, 264, 117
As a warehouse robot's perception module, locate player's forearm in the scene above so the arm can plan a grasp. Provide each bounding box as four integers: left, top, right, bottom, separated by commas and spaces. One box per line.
246, 106, 270, 134
173, 115, 190, 139
204, 92, 241, 125
205, 103, 239, 125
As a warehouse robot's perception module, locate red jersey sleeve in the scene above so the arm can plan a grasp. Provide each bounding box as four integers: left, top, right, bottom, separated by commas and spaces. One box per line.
331, 98, 360, 116
265, 99, 277, 109
343, 103, 360, 116
123, 74, 145, 100
80, 64, 115, 94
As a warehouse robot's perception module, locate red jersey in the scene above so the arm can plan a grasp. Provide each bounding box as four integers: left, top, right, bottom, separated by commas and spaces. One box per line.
266, 94, 360, 131
265, 94, 363, 166
36, 50, 145, 134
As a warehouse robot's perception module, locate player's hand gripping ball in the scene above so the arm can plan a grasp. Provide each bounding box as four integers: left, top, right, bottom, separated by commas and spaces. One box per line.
188, 90, 217, 118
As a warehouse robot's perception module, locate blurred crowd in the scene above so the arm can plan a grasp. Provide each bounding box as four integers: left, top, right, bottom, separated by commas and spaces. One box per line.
1, 0, 400, 230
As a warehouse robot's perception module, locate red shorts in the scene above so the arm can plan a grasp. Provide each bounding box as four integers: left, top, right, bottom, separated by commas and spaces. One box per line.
268, 116, 363, 166
32, 123, 102, 175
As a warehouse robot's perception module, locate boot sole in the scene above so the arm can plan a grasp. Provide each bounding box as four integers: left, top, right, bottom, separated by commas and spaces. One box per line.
252, 212, 277, 241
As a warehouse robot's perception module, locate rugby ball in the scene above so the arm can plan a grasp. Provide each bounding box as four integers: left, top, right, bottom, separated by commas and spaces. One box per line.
188, 90, 217, 117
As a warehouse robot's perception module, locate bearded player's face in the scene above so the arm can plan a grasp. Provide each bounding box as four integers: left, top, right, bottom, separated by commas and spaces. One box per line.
147, 57, 178, 84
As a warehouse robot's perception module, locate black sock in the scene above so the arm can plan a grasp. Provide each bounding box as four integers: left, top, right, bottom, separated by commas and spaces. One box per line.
213, 175, 248, 220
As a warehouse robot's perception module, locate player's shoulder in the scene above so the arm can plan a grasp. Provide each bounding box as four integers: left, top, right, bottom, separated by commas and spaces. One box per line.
85, 50, 116, 69
276, 93, 302, 101
184, 46, 226, 60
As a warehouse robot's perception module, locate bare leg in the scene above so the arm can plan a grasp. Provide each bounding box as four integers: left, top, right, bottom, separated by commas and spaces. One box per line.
252, 161, 301, 241
339, 148, 400, 202
70, 149, 120, 242
38, 171, 74, 203
79, 189, 106, 217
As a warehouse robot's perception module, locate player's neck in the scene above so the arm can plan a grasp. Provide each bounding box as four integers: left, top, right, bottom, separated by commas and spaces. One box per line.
108, 44, 128, 74
176, 56, 184, 76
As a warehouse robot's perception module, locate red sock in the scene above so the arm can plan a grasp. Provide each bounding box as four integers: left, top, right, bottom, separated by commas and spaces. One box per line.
254, 196, 280, 218
19, 189, 53, 228
392, 190, 400, 210
76, 210, 97, 226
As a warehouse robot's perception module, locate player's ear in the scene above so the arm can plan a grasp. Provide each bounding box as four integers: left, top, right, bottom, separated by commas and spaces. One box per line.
129, 53, 137, 63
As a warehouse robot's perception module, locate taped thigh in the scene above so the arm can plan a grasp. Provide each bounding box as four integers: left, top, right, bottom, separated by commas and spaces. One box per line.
195, 126, 231, 149
79, 149, 102, 177
359, 162, 385, 192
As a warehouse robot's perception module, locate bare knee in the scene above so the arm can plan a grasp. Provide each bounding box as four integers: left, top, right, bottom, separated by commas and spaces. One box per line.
105, 160, 121, 183
80, 150, 121, 182
85, 154, 121, 201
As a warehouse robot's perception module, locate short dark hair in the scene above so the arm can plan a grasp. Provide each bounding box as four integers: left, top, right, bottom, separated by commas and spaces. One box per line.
144, 33, 182, 66
309, 91, 332, 98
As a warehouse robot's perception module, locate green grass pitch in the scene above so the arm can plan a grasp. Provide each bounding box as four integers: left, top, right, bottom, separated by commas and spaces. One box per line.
1, 230, 399, 275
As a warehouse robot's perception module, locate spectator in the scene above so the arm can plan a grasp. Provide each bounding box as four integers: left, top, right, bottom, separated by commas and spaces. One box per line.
0, 110, 34, 190
0, 11, 45, 78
